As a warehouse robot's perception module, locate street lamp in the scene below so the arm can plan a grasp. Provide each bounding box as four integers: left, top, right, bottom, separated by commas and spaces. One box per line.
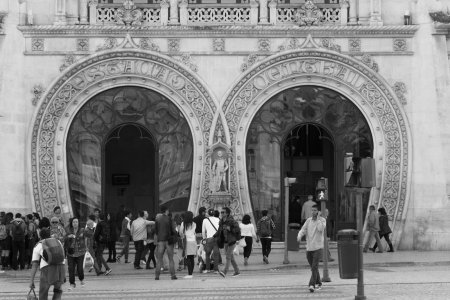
283, 176, 297, 264
316, 177, 331, 282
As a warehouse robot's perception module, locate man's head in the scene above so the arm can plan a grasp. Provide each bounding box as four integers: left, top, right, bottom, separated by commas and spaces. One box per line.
261, 210, 268, 217
295, 196, 301, 203
160, 206, 169, 215
15, 213, 22, 219
198, 207, 206, 217
208, 208, 215, 217
39, 228, 51, 240
307, 195, 314, 201
221, 207, 231, 219
53, 206, 61, 215
94, 208, 101, 218
86, 219, 95, 229
311, 204, 319, 218
98, 213, 105, 221
50, 216, 59, 227
369, 205, 376, 211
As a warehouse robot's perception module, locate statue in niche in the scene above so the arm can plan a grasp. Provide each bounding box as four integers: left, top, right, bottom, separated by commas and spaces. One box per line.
209, 149, 229, 193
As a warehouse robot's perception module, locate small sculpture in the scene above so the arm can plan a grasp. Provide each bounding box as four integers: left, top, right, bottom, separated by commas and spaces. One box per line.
210, 150, 229, 193
295, 0, 322, 26
116, 0, 143, 26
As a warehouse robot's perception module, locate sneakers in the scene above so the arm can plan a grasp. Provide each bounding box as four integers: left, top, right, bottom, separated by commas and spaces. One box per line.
135, 266, 143, 270
232, 272, 240, 277
116, 257, 121, 263
104, 269, 112, 276
315, 284, 322, 291
155, 277, 159, 280
309, 285, 315, 293
140, 260, 146, 265
244, 258, 248, 266
96, 271, 105, 276
68, 284, 76, 291
80, 281, 85, 287
202, 270, 208, 274
263, 256, 269, 264
183, 275, 193, 279
218, 270, 226, 278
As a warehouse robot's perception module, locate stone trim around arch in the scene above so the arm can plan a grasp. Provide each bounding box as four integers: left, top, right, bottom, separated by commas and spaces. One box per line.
222, 49, 412, 248
28, 49, 216, 219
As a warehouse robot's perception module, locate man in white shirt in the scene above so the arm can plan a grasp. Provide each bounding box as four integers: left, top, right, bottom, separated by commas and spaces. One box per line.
130, 210, 154, 270
201, 208, 220, 273
297, 204, 326, 293
301, 195, 317, 225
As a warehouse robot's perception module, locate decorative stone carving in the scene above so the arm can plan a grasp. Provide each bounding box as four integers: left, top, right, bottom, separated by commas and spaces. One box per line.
31, 84, 44, 106
30, 52, 216, 218
321, 38, 341, 53
349, 38, 361, 52
0, 11, 7, 33
31, 38, 44, 51
168, 39, 180, 53
393, 82, 407, 105
429, 11, 450, 23
240, 54, 260, 72
115, 0, 143, 26
59, 54, 77, 72
97, 37, 118, 51
393, 38, 407, 52
258, 39, 271, 52
76, 38, 89, 51
175, 53, 198, 72
213, 38, 225, 52
295, 0, 322, 26
278, 38, 301, 52
139, 38, 160, 52
360, 53, 379, 72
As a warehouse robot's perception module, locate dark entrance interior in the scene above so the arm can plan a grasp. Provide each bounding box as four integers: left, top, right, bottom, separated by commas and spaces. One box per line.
104, 123, 157, 216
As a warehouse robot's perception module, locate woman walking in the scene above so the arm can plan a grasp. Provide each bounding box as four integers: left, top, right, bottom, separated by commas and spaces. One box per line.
65, 217, 86, 290
84, 219, 102, 275
179, 211, 197, 279
106, 213, 117, 263
239, 214, 258, 266
371, 207, 394, 252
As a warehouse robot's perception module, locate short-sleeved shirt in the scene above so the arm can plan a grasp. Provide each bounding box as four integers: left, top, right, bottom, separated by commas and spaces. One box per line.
32, 240, 65, 269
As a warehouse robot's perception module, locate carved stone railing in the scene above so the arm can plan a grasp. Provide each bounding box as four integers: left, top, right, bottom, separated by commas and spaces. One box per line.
276, 4, 341, 25
187, 4, 251, 25
96, 4, 161, 25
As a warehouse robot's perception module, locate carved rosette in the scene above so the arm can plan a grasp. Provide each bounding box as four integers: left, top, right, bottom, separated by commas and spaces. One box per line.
139, 38, 160, 52
97, 38, 118, 51
31, 51, 216, 218
115, 0, 143, 26
59, 54, 77, 72
223, 50, 410, 243
31, 85, 45, 106
240, 54, 260, 72
393, 82, 407, 105
360, 53, 379, 72
295, 0, 322, 26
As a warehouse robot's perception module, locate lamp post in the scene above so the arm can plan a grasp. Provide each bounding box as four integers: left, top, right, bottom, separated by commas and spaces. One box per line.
283, 176, 296, 264
354, 188, 367, 300
316, 177, 331, 282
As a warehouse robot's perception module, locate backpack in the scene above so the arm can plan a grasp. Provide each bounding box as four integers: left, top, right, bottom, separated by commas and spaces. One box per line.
259, 218, 272, 238
146, 223, 155, 240
98, 222, 110, 244
41, 238, 65, 265
0, 224, 7, 240
12, 221, 26, 241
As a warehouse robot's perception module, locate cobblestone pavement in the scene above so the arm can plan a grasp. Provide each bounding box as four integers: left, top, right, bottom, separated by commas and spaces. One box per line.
1, 263, 450, 299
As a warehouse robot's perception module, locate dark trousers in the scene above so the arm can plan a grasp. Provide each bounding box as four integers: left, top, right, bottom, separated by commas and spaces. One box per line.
243, 236, 253, 258
306, 249, 322, 287
67, 254, 85, 285
107, 240, 116, 260
204, 238, 220, 271
186, 255, 195, 275
373, 233, 393, 251
11, 239, 25, 270
95, 243, 109, 272
39, 265, 65, 300
145, 243, 156, 268
134, 240, 144, 268
118, 236, 130, 261
260, 237, 272, 258
155, 241, 175, 278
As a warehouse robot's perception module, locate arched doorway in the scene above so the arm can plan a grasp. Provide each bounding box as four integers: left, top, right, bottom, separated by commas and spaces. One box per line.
246, 86, 373, 241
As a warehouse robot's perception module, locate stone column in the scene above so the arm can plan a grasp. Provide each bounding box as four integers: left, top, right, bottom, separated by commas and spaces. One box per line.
169, 0, 179, 25
88, 0, 97, 24
250, 0, 259, 25
160, 0, 169, 25
54, 0, 67, 25
79, 0, 89, 24
369, 0, 382, 26
268, 0, 277, 25
348, 0, 357, 25
358, 0, 369, 25
259, 0, 268, 24
340, 0, 348, 26
179, 0, 188, 25
66, 0, 79, 24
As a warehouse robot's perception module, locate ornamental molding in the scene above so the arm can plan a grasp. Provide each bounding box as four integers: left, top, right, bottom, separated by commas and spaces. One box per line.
349, 38, 361, 52
0, 11, 7, 34
31, 84, 45, 106
173, 53, 198, 72
59, 54, 77, 72
96, 34, 161, 52
115, 0, 143, 26
29, 50, 216, 219
278, 34, 340, 53
31, 38, 44, 51
393, 38, 407, 52
213, 38, 225, 52
393, 82, 407, 105
321, 38, 341, 53
359, 53, 379, 72
240, 54, 263, 72
258, 38, 271, 52
222, 49, 411, 248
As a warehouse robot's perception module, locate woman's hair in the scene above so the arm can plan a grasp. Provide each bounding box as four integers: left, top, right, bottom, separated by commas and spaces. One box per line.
39, 217, 51, 229
242, 214, 251, 225
69, 217, 79, 230
183, 211, 194, 232
39, 228, 51, 239
378, 207, 387, 215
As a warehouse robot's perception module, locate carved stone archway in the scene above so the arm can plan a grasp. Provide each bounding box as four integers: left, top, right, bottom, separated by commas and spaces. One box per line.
222, 48, 412, 247
28, 49, 216, 219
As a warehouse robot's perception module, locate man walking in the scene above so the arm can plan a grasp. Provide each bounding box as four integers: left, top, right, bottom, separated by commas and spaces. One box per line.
116, 210, 132, 263
10, 213, 27, 270
363, 205, 383, 253
217, 207, 240, 277
193, 207, 206, 268
130, 211, 154, 270
154, 206, 177, 280
297, 204, 326, 293
93, 213, 112, 276
256, 210, 275, 264
202, 208, 220, 273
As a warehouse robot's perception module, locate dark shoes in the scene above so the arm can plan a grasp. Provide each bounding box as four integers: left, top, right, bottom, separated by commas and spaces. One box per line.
135, 266, 143, 270
171, 276, 178, 280
145, 266, 153, 270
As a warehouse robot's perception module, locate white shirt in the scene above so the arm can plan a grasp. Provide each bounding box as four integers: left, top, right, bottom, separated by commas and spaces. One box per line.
180, 222, 196, 242
239, 223, 257, 238
32, 240, 65, 269
297, 217, 326, 251
202, 216, 220, 239
301, 200, 316, 221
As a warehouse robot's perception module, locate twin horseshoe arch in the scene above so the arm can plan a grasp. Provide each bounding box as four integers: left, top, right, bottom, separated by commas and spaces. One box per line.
28, 47, 411, 245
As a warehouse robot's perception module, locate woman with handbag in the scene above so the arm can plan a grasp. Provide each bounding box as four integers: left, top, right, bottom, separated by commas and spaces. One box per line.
179, 211, 197, 279
65, 217, 86, 290
239, 214, 258, 266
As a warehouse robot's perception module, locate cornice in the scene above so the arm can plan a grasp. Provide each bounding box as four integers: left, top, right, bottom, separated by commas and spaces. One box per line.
17, 24, 419, 38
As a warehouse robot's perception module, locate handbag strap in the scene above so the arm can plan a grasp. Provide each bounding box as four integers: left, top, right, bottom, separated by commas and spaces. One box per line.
206, 217, 217, 232
28, 287, 36, 296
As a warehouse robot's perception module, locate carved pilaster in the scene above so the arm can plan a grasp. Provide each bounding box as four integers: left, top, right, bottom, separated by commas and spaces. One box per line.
268, 0, 277, 25
370, 0, 383, 26
250, 0, 259, 25
179, 0, 188, 25
79, 0, 89, 24
88, 0, 97, 25
160, 0, 169, 26
348, 0, 357, 25
259, 0, 268, 24
340, 0, 349, 26
54, 0, 67, 25
169, 0, 179, 25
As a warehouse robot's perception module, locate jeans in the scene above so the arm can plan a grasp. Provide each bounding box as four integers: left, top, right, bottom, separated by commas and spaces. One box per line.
155, 241, 175, 278
67, 254, 85, 285
11, 239, 25, 270
364, 230, 383, 252
242, 236, 253, 258
260, 237, 272, 258
95, 243, 110, 272
118, 236, 130, 261
204, 238, 220, 271
39, 265, 65, 300
306, 249, 322, 287
134, 240, 144, 268
145, 243, 156, 268
223, 243, 239, 275
373, 233, 393, 251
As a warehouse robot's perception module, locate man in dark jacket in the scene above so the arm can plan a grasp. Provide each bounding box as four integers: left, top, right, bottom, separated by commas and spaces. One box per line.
154, 206, 177, 280
217, 207, 240, 277
10, 213, 27, 270
94, 213, 112, 275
